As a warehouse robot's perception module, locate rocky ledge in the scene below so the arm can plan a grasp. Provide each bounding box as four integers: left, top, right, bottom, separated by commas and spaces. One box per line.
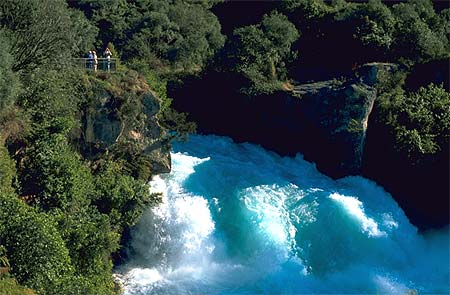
77, 71, 171, 177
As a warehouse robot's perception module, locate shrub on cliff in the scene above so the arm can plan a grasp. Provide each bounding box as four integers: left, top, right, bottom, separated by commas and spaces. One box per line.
0, 277, 37, 295
0, 194, 74, 294
379, 83, 450, 161
0, 145, 16, 194
230, 11, 299, 95
0, 0, 94, 72
390, 84, 449, 158
391, 0, 449, 64
19, 133, 94, 211
53, 208, 119, 295
0, 31, 20, 109
279, 0, 448, 71
93, 160, 161, 230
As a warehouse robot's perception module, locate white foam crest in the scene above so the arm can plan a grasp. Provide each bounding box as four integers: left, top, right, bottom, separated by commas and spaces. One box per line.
124, 152, 216, 287
119, 135, 449, 294
329, 192, 386, 237
172, 196, 215, 251
241, 184, 298, 252
125, 268, 163, 285
373, 274, 409, 294
170, 152, 210, 183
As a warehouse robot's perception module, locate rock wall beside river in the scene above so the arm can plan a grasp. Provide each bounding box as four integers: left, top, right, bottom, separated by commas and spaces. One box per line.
169, 62, 448, 229
77, 71, 171, 177
172, 63, 395, 178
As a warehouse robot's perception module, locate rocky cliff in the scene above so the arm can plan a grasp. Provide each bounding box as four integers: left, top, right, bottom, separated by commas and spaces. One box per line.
170, 62, 449, 229
77, 71, 171, 177
171, 63, 396, 178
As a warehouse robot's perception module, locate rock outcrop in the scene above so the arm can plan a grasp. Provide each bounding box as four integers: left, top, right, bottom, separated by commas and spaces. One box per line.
170, 62, 448, 229
171, 63, 395, 178
79, 71, 171, 176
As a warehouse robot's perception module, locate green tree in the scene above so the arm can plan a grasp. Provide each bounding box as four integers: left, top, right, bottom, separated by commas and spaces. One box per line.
19, 133, 94, 211
19, 68, 80, 136
93, 160, 160, 229
232, 11, 299, 94
0, 144, 16, 194
73, 0, 225, 74
68, 8, 99, 55
0, 277, 37, 295
53, 208, 119, 295
391, 0, 449, 63
282, 0, 332, 20
0, 194, 74, 294
335, 0, 395, 51
124, 0, 225, 72
0, 31, 20, 109
71, 0, 131, 48
0, 0, 89, 72
382, 83, 450, 160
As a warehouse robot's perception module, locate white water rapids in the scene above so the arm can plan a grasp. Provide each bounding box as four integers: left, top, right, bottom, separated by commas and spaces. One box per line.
116, 135, 449, 294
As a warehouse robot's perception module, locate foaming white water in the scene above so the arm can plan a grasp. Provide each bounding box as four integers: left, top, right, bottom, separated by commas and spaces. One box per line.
329, 193, 386, 237
118, 135, 450, 294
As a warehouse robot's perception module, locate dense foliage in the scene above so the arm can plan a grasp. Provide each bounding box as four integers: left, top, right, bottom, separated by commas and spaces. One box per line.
0, 0, 201, 294
379, 82, 450, 160
230, 11, 299, 94
0, 0, 448, 294
279, 0, 449, 68
0, 0, 96, 72
69, 0, 225, 74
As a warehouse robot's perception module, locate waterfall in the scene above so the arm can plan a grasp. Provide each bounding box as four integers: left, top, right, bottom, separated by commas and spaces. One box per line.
117, 135, 449, 294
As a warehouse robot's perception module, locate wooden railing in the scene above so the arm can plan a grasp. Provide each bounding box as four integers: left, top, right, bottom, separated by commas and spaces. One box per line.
73, 58, 117, 72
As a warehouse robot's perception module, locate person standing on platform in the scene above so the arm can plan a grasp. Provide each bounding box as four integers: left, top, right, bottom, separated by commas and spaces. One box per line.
93, 50, 98, 71
88, 50, 93, 69
104, 47, 112, 71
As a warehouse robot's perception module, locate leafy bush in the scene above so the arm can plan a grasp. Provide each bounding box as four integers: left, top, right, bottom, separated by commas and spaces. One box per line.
0, 194, 74, 294
53, 208, 119, 295
0, 277, 37, 295
0, 31, 20, 109
72, 0, 225, 74
381, 83, 450, 160
19, 68, 80, 137
0, 0, 90, 72
0, 144, 16, 194
93, 160, 161, 229
231, 11, 299, 94
19, 133, 94, 211
391, 0, 449, 64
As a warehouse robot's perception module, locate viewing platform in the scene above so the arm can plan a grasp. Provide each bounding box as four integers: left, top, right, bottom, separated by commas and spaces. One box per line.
73, 58, 118, 72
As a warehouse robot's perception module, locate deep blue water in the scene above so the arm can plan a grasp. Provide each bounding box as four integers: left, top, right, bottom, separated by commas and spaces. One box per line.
118, 135, 449, 294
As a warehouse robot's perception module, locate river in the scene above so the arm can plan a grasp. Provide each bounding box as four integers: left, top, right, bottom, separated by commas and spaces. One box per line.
117, 134, 449, 294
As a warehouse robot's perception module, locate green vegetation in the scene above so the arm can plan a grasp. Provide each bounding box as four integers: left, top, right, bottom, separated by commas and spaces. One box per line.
0, 0, 448, 294
279, 0, 448, 66
0, 1, 200, 294
230, 11, 299, 95
0, 277, 36, 295
69, 0, 225, 74
93, 160, 160, 229
379, 83, 450, 160
0, 0, 96, 72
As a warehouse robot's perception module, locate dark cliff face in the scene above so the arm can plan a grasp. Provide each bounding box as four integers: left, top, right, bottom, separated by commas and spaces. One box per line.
362, 90, 449, 229
363, 59, 450, 229
171, 63, 392, 178
170, 63, 448, 230
363, 106, 449, 229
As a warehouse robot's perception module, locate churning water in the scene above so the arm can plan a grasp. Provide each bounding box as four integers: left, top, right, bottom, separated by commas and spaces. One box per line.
117, 135, 449, 294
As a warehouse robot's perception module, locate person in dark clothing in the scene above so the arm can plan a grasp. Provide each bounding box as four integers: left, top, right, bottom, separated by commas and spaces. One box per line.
87, 50, 93, 69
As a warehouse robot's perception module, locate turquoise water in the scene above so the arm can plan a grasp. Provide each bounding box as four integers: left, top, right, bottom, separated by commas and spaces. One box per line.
119, 135, 449, 294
